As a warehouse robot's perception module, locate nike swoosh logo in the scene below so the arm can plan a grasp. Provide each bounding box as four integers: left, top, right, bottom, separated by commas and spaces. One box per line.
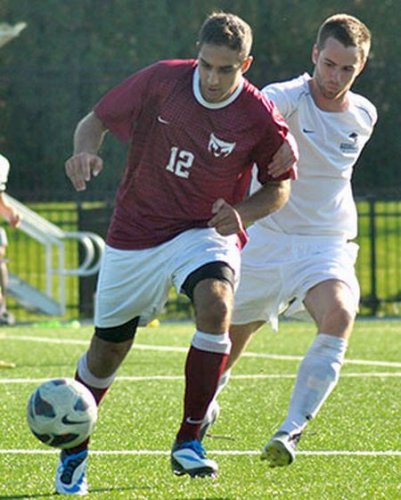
157, 116, 170, 125
302, 128, 315, 134
61, 415, 90, 425
186, 417, 203, 425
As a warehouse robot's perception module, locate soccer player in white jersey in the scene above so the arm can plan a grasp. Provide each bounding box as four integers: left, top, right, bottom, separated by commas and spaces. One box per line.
57, 12, 297, 495
202, 13, 377, 467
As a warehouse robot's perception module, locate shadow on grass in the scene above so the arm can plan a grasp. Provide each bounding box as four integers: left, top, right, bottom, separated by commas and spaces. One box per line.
0, 486, 153, 499
0, 496, 57, 499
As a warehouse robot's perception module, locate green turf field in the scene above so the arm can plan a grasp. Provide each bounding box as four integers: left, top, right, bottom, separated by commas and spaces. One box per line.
1, 319, 401, 498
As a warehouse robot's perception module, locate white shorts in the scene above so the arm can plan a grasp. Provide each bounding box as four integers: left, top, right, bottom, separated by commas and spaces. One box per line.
95, 228, 241, 328
231, 225, 360, 331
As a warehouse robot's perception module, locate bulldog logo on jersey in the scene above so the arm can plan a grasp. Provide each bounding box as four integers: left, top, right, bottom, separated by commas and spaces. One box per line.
208, 133, 236, 158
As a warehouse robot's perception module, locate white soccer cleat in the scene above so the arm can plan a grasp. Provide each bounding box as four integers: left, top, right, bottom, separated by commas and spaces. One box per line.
261, 431, 302, 467
55, 450, 88, 495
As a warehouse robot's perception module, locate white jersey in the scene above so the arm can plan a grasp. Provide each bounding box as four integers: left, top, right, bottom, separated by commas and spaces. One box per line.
253, 73, 377, 240
0, 154, 10, 192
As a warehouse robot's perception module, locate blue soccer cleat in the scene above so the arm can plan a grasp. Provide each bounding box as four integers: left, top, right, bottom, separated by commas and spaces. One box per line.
55, 449, 88, 495
171, 439, 218, 478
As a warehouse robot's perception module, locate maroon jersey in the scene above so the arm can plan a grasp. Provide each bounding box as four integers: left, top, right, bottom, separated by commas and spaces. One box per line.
94, 59, 293, 249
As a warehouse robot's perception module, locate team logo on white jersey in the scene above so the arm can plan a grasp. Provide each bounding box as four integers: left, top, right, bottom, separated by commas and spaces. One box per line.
208, 133, 236, 158
340, 132, 359, 153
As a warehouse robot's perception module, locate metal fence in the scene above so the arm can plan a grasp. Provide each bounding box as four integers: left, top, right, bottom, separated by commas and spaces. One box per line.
356, 197, 401, 317
5, 197, 401, 321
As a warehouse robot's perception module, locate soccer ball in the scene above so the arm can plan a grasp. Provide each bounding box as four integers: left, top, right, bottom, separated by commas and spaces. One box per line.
26, 378, 98, 449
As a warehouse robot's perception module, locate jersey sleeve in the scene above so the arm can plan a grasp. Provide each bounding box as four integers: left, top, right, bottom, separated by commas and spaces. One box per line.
357, 95, 378, 131
94, 63, 160, 143
252, 101, 297, 183
261, 83, 294, 119
261, 74, 311, 120
0, 154, 10, 192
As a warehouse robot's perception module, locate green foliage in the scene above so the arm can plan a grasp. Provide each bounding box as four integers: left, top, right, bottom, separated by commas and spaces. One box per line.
1, 320, 401, 498
0, 0, 398, 200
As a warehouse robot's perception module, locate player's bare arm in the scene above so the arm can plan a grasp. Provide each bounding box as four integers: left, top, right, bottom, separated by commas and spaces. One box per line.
208, 180, 290, 236
237, 179, 290, 225
0, 193, 21, 227
65, 111, 107, 192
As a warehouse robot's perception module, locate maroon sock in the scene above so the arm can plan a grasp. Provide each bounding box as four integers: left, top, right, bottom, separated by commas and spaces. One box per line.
176, 345, 228, 443
75, 371, 109, 405
63, 372, 110, 455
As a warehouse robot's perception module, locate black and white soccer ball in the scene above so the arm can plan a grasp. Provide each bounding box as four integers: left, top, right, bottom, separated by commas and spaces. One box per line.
26, 378, 98, 449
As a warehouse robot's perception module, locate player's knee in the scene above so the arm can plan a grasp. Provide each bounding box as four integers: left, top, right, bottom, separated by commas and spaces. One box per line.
94, 316, 139, 343
205, 294, 231, 322
90, 319, 139, 377
182, 261, 235, 303
183, 261, 235, 329
335, 304, 355, 326
195, 290, 233, 332
323, 304, 355, 333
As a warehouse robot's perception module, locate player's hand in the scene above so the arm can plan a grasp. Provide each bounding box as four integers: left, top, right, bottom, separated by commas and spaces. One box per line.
65, 152, 103, 191
267, 133, 298, 178
4, 205, 21, 228
8, 208, 21, 228
208, 198, 244, 236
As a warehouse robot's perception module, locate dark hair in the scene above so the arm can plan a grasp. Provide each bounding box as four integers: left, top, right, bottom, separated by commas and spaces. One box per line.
198, 12, 253, 60
316, 14, 371, 63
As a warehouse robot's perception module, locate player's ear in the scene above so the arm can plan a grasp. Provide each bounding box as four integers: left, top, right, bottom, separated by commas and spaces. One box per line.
312, 44, 319, 65
241, 55, 253, 74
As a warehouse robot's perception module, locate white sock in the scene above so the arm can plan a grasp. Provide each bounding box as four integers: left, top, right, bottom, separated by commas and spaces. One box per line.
279, 333, 347, 435
191, 330, 231, 354
77, 353, 117, 389
215, 368, 231, 398
203, 369, 232, 423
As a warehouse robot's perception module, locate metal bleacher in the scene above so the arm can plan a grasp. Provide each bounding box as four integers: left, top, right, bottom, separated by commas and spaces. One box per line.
4, 193, 105, 316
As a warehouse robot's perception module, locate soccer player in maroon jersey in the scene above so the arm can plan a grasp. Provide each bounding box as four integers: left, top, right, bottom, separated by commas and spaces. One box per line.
57, 12, 297, 494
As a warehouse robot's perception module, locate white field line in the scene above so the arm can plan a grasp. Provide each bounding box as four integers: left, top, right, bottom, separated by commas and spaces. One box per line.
2, 333, 401, 369
2, 335, 400, 460
0, 448, 400, 457
2, 371, 401, 385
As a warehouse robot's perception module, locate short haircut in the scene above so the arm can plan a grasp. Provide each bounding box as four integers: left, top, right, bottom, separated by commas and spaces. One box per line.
198, 11, 253, 60
316, 14, 371, 64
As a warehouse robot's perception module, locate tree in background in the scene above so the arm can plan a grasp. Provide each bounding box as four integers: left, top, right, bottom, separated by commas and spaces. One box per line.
0, 0, 397, 200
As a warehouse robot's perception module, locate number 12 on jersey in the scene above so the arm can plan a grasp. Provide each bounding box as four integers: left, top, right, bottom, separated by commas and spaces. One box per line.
165, 147, 194, 179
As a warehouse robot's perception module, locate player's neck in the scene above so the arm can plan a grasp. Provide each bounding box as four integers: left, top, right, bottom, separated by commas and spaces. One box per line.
309, 79, 349, 113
